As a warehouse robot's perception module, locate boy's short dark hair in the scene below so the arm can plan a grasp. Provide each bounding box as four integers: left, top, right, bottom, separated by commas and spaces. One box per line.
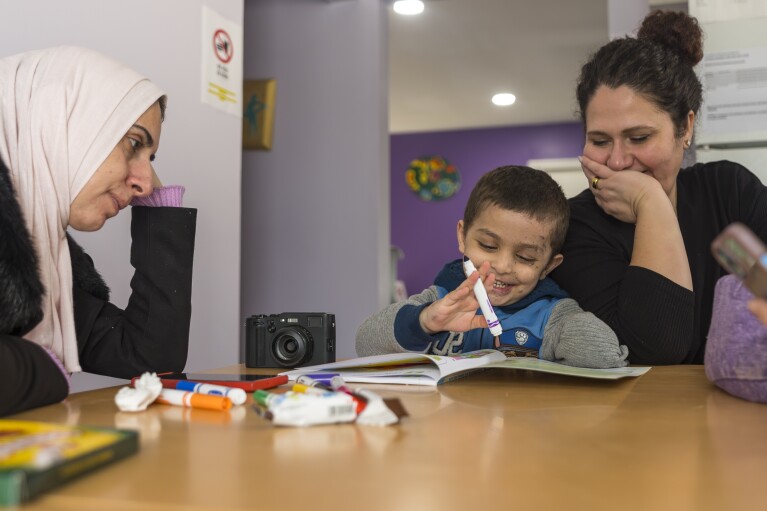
463, 165, 569, 255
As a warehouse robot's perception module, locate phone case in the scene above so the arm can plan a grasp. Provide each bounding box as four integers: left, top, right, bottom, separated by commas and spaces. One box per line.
711, 223, 767, 298
130, 374, 287, 391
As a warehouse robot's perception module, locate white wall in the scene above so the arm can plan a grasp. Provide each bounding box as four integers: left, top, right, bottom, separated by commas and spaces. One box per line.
526, 158, 585, 199
241, 0, 390, 359
608, 0, 649, 39
1, 0, 244, 390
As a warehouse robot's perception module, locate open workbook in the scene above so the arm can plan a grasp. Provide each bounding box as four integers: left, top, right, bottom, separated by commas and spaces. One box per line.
282, 349, 651, 386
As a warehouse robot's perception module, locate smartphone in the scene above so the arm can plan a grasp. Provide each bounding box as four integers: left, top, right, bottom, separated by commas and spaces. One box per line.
132, 373, 288, 391
711, 222, 767, 298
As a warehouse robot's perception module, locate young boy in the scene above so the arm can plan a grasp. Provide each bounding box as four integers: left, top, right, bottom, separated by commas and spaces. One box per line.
356, 165, 628, 368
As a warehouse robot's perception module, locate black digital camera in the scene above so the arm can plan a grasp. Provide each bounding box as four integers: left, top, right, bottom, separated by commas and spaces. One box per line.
245, 313, 336, 368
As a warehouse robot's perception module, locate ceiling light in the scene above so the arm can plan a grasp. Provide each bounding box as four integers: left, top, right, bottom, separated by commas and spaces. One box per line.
492, 93, 516, 106
393, 0, 425, 15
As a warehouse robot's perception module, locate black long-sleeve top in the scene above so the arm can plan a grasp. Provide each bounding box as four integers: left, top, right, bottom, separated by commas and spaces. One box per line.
1, 153, 196, 416
71, 206, 197, 377
551, 161, 767, 365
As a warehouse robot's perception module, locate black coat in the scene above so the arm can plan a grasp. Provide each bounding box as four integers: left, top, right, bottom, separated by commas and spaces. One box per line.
0, 157, 197, 416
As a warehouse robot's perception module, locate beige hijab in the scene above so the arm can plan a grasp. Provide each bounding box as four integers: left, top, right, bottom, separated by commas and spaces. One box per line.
0, 46, 165, 372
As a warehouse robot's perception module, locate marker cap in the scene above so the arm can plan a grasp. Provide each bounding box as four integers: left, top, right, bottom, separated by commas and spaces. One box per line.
253, 389, 273, 407
190, 392, 233, 411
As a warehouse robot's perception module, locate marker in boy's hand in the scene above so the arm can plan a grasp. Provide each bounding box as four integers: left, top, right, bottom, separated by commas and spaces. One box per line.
462, 256, 504, 338
418, 260, 492, 335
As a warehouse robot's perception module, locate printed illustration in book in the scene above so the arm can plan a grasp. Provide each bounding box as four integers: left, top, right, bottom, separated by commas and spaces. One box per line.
0, 420, 139, 506
282, 349, 651, 386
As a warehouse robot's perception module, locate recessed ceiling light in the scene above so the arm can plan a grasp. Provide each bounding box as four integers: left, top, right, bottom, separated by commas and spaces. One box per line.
393, 0, 425, 16
492, 93, 516, 106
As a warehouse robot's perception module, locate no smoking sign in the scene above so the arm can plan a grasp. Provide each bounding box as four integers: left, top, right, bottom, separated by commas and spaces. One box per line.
213, 29, 233, 64
202, 5, 242, 116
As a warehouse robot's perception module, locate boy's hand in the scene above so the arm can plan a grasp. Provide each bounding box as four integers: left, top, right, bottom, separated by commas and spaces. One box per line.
419, 262, 492, 334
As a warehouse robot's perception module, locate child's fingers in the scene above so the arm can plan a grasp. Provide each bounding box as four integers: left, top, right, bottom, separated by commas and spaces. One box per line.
476, 260, 491, 278
446, 284, 478, 310
482, 272, 495, 292
454, 270, 480, 296
451, 281, 472, 298
474, 261, 495, 290
471, 313, 489, 330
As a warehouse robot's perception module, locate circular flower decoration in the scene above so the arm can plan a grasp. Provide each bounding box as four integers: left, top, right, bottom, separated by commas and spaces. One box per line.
404, 155, 460, 201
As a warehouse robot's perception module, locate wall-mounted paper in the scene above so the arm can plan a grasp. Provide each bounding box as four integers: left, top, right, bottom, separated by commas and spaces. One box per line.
201, 5, 243, 116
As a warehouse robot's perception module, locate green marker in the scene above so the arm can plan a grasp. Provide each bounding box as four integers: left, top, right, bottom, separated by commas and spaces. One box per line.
253, 389, 283, 407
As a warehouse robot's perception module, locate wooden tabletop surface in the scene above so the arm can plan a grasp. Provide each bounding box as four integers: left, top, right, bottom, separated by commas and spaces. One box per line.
8, 365, 767, 511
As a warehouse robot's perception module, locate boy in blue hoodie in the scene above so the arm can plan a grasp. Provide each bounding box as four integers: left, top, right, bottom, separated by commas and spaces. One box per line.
356, 165, 628, 368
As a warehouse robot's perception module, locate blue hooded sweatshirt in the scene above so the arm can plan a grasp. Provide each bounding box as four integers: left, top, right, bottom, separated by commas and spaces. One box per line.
394, 259, 569, 355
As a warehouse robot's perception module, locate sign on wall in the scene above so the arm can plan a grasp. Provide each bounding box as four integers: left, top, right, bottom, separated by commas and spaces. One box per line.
201, 5, 243, 116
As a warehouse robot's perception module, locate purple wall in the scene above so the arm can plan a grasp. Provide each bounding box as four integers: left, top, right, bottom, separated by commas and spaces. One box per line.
391, 121, 584, 295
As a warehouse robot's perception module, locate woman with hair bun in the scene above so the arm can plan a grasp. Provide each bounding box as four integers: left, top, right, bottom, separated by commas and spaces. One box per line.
551, 10, 767, 365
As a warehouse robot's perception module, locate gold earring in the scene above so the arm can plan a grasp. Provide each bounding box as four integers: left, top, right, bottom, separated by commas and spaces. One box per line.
684, 139, 691, 149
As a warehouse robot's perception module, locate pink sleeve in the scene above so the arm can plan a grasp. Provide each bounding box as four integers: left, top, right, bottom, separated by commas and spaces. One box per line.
130, 185, 185, 207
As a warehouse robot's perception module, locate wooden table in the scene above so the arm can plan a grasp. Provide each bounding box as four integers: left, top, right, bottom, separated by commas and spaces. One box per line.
8, 365, 767, 511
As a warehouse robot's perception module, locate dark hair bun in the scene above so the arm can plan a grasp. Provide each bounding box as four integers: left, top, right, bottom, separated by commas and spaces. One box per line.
637, 10, 703, 66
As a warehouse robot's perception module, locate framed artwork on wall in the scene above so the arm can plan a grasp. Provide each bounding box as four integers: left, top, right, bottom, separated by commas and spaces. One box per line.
243, 79, 276, 150
405, 155, 461, 201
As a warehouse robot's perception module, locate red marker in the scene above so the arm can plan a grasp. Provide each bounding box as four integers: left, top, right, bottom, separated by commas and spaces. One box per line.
329, 376, 367, 414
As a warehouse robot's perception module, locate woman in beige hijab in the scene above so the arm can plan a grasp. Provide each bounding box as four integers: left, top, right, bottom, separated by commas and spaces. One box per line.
0, 46, 196, 416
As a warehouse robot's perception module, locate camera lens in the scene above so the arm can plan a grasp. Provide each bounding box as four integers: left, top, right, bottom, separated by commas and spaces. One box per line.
271, 326, 313, 367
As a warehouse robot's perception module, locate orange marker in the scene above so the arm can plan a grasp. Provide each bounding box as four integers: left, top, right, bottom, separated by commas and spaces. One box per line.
156, 388, 232, 411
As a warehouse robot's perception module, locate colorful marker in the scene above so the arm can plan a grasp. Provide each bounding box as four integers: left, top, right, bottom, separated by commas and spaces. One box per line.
329, 376, 367, 414
171, 381, 247, 406
328, 375, 354, 394
462, 256, 503, 336
156, 388, 232, 411
296, 373, 339, 385
291, 383, 332, 395
296, 374, 334, 391
253, 389, 285, 408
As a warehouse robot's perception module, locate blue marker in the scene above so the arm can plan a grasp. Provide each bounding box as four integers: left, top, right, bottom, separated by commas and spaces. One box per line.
173, 381, 247, 406
297, 373, 340, 386
295, 374, 334, 391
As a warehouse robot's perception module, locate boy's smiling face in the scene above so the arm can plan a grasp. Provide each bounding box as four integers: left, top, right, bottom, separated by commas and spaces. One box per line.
457, 204, 563, 307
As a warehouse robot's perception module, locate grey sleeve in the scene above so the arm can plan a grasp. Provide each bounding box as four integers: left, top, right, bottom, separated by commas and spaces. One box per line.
355, 287, 439, 357
541, 298, 629, 368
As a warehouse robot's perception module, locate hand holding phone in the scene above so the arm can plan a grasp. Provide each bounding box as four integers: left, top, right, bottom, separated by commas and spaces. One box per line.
711, 223, 767, 298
